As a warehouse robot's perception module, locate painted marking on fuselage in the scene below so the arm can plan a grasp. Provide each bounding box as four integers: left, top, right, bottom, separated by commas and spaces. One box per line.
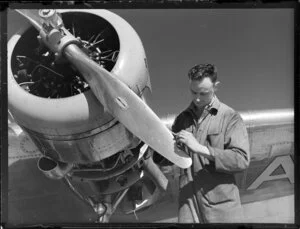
115, 97, 129, 110
247, 155, 294, 190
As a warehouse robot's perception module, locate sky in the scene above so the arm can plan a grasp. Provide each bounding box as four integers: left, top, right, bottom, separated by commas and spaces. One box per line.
111, 9, 294, 117
8, 8, 294, 117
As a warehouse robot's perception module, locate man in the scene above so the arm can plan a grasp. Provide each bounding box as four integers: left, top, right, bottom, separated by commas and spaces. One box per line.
172, 64, 250, 223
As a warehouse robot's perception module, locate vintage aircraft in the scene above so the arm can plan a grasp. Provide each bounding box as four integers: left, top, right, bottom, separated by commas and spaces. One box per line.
6, 9, 294, 226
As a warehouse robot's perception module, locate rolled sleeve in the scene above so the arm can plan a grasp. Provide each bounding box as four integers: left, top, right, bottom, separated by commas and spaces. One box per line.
208, 113, 250, 173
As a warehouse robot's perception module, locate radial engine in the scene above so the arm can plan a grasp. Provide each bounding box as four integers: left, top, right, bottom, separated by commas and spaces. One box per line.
8, 9, 169, 222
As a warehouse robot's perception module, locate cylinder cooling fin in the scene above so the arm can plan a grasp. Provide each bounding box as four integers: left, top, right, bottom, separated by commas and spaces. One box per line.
8, 9, 161, 222
11, 12, 120, 99
8, 9, 151, 136
8, 9, 151, 163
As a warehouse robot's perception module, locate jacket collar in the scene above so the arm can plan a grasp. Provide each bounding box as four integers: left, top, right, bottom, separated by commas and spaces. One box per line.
188, 95, 220, 116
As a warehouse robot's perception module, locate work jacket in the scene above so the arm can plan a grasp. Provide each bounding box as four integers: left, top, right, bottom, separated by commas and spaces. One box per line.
172, 96, 250, 223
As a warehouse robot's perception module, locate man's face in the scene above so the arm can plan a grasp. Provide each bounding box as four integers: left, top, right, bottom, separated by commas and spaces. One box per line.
189, 77, 215, 108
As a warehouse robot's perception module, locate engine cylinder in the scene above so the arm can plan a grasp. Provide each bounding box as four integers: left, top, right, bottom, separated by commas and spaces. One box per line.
8, 10, 151, 164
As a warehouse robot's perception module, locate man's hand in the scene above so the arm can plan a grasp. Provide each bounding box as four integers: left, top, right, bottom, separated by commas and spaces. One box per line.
175, 130, 200, 153
175, 130, 214, 161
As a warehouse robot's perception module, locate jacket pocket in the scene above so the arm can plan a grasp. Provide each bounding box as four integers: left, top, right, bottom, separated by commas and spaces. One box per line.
207, 123, 223, 149
195, 169, 237, 205
207, 122, 222, 135
206, 112, 223, 140
207, 111, 223, 134
204, 183, 237, 205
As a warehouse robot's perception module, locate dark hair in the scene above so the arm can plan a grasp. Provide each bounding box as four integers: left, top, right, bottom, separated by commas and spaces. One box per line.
188, 64, 217, 83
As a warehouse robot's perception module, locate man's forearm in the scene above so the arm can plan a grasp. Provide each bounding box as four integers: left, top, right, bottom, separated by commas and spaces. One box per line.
193, 143, 215, 161
207, 145, 250, 172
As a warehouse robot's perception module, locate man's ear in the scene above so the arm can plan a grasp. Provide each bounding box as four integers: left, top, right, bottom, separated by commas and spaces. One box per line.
214, 81, 220, 91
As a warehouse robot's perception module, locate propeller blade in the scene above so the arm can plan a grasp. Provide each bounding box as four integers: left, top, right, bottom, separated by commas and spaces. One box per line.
64, 44, 192, 168
14, 9, 192, 169
15, 9, 43, 31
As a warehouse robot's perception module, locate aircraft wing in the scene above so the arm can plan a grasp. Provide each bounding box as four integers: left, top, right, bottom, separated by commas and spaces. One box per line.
160, 109, 294, 201
157, 109, 295, 223
6, 109, 294, 224
5, 7, 294, 226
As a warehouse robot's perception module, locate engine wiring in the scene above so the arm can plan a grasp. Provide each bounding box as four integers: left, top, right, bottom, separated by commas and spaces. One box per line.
11, 13, 120, 99
72, 148, 135, 173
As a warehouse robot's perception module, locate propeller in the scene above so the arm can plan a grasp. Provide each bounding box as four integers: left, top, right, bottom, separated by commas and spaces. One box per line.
15, 9, 44, 31
15, 9, 192, 169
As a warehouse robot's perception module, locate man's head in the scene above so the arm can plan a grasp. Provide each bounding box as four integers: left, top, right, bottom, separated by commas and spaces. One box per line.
188, 64, 219, 109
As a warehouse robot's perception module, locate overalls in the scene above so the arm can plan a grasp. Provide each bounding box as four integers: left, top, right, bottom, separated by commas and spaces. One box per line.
172, 97, 250, 223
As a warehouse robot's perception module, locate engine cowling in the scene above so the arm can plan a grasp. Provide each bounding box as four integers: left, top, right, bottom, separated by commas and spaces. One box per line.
8, 9, 164, 222
8, 9, 151, 164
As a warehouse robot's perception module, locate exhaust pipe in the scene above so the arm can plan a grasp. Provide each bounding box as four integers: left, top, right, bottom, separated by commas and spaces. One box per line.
143, 150, 169, 192
38, 156, 73, 179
